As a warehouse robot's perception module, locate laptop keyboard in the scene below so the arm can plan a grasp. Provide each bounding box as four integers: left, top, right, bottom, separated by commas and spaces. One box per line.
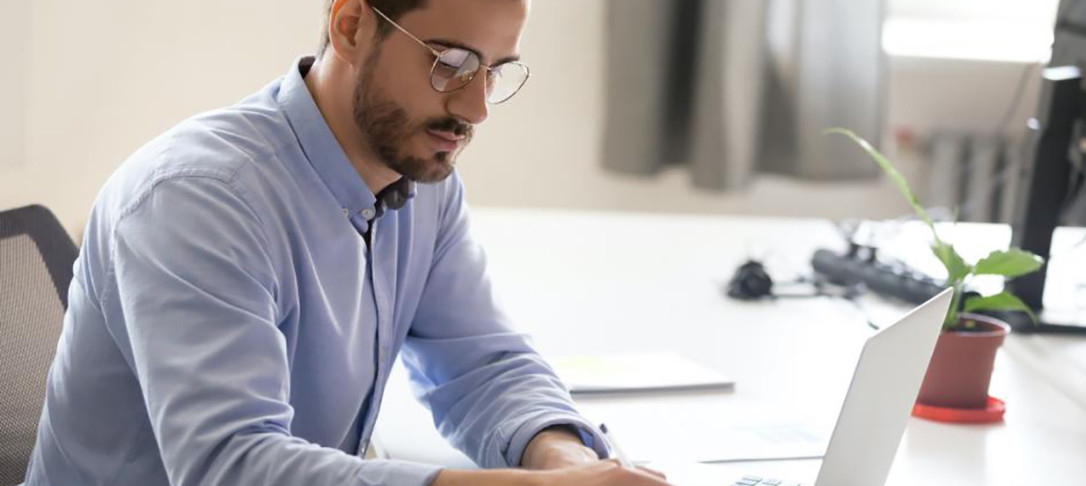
730, 476, 801, 486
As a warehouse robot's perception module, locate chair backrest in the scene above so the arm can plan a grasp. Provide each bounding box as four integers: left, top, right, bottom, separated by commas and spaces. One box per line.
0, 205, 77, 486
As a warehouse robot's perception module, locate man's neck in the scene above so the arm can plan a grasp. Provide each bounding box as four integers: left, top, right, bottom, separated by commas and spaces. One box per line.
303, 56, 399, 196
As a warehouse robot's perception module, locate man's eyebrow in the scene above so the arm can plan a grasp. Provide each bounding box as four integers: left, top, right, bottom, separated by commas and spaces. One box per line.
426, 38, 521, 66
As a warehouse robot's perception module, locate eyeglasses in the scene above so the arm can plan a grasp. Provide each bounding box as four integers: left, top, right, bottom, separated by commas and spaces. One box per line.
371, 6, 530, 105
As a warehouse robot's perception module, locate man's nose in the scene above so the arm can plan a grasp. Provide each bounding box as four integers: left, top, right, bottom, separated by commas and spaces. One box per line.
446, 71, 490, 126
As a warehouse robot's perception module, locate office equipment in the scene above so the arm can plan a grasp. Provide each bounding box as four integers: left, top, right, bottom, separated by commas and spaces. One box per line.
727, 260, 777, 300
730, 289, 953, 486
1008, 65, 1086, 333
1006, 0, 1086, 334
549, 352, 734, 395
0, 205, 78, 485
727, 259, 860, 301
811, 248, 943, 304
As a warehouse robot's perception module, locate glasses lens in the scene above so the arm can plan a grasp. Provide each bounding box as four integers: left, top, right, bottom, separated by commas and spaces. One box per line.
431, 48, 480, 92
486, 62, 529, 104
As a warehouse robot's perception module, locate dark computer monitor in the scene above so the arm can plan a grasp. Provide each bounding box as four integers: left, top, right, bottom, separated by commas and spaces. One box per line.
1056, 0, 1086, 229
1007, 0, 1086, 333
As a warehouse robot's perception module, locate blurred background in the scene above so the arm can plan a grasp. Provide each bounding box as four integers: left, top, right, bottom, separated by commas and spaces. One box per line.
0, 0, 1063, 234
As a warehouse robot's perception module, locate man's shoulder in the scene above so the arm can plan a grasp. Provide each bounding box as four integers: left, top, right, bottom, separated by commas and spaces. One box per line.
98, 89, 296, 218
147, 93, 293, 182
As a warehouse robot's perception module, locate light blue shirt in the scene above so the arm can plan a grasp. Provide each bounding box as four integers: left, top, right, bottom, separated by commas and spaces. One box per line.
25, 57, 607, 486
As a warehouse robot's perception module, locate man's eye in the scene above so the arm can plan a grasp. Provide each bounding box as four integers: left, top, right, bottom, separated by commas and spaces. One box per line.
436, 49, 471, 68
437, 58, 461, 69
434, 62, 459, 77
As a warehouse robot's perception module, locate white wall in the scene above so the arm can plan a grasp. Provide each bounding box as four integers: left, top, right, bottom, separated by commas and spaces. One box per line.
1, 0, 321, 232
0, 1, 30, 171
0, 0, 1040, 235
887, 56, 1043, 138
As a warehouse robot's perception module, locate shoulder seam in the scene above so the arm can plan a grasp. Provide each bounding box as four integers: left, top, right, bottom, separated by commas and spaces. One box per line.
100, 170, 274, 307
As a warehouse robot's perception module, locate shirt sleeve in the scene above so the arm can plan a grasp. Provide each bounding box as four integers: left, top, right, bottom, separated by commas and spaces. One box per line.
400, 173, 610, 469
110, 176, 442, 486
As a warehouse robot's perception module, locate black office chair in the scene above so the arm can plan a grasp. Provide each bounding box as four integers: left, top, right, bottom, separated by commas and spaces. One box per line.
0, 205, 77, 486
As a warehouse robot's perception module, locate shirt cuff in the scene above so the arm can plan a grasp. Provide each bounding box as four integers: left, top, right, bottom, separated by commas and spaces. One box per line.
501, 413, 611, 468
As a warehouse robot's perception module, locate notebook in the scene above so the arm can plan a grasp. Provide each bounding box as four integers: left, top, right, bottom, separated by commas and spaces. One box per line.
548, 352, 735, 395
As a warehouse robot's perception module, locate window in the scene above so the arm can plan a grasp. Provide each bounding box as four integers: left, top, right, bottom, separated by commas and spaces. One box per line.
883, 0, 1060, 62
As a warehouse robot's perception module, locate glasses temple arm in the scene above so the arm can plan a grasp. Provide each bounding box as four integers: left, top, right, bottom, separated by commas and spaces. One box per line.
370, 6, 441, 57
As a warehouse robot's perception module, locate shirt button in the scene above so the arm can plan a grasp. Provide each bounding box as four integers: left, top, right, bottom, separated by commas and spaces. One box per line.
361, 208, 376, 219
341, 208, 349, 216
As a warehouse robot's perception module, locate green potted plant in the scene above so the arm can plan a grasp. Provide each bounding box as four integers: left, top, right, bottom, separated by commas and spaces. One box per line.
828, 128, 1045, 411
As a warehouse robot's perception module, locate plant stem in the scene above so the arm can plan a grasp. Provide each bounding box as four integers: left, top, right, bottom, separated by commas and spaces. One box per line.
945, 283, 962, 329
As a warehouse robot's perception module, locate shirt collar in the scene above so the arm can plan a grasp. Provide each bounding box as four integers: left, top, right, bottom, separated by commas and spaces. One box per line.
276, 56, 416, 219
373, 176, 417, 219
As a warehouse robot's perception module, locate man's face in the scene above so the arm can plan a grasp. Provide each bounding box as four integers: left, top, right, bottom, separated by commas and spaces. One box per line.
352, 0, 528, 183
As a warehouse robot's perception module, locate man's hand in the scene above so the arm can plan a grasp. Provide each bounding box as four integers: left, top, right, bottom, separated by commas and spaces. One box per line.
533, 460, 671, 486
432, 426, 672, 486
432, 460, 673, 486
520, 426, 599, 470
519, 426, 668, 480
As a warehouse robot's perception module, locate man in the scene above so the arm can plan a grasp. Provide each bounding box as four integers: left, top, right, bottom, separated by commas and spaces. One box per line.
24, 0, 674, 485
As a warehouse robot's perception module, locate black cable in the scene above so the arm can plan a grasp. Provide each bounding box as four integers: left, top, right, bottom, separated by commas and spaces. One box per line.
724, 260, 879, 330
837, 295, 880, 331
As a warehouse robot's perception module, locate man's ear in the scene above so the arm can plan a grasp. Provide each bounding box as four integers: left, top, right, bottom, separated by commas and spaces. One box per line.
327, 0, 375, 65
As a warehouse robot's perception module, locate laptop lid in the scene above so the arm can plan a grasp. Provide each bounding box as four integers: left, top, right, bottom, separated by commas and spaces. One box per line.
813, 288, 953, 486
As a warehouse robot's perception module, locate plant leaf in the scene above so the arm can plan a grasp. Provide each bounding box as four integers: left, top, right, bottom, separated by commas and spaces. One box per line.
963, 291, 1038, 323
827, 128, 963, 281
931, 241, 972, 284
974, 249, 1045, 278
825, 128, 936, 232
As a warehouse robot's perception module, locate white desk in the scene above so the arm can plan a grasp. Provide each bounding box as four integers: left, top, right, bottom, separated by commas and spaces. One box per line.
372, 208, 1086, 486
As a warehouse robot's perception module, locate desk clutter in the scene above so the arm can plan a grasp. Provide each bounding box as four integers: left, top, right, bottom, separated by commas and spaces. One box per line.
365, 207, 1086, 485
723, 216, 1086, 426
729, 475, 801, 486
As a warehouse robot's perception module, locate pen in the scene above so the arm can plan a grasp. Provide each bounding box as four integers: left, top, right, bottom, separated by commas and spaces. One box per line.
599, 423, 633, 468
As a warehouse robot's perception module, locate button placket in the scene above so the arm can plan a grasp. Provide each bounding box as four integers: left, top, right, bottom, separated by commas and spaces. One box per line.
361, 218, 395, 444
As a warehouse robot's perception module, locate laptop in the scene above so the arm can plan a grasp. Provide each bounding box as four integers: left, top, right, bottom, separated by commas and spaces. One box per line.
730, 288, 953, 486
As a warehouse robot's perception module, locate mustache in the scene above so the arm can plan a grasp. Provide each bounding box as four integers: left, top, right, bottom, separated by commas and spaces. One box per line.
425, 117, 473, 138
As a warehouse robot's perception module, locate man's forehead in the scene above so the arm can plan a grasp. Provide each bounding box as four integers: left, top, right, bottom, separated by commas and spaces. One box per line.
396, 0, 528, 65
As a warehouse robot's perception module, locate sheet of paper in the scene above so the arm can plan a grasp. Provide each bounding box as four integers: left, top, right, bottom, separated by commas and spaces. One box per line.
576, 395, 831, 463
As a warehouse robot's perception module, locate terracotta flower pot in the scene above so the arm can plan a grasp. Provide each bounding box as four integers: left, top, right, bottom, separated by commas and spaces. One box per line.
916, 313, 1010, 409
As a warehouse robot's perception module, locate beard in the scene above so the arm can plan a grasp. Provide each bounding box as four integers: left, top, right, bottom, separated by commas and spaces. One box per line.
352, 48, 473, 184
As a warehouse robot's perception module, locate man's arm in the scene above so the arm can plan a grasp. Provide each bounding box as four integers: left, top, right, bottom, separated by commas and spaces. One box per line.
401, 173, 609, 469
520, 426, 601, 469
111, 176, 439, 486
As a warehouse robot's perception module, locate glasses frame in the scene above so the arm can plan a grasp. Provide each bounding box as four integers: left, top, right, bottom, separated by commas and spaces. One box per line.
370, 6, 530, 104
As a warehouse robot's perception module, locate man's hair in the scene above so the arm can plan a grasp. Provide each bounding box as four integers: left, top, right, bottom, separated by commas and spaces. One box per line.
317, 0, 429, 59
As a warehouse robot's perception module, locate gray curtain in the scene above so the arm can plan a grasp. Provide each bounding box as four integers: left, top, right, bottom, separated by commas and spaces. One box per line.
602, 0, 885, 191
